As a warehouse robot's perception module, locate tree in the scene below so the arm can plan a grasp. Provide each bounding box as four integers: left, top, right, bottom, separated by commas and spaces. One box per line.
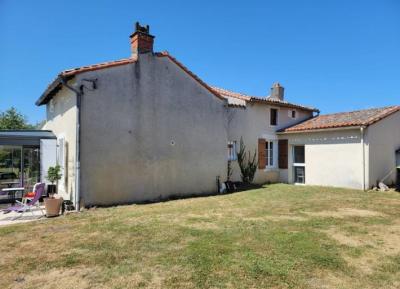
0, 107, 34, 129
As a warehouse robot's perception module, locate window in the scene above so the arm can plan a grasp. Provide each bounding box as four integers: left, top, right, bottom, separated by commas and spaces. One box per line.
265, 141, 274, 167
293, 145, 305, 184
290, 110, 296, 119
227, 141, 237, 161
294, 166, 305, 184
270, 108, 278, 126
293, 145, 305, 164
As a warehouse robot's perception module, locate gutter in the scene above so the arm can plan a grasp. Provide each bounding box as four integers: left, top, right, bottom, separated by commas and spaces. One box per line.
60, 76, 82, 211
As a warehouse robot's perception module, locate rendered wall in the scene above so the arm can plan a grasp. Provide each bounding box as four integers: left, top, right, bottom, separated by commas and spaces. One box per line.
283, 129, 365, 189
228, 103, 313, 184
42, 87, 77, 201
78, 54, 227, 205
366, 111, 400, 187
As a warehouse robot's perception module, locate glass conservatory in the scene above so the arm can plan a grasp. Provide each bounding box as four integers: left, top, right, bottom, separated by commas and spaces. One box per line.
0, 130, 56, 202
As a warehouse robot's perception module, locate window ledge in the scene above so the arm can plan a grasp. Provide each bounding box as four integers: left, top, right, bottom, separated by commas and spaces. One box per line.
264, 167, 279, 172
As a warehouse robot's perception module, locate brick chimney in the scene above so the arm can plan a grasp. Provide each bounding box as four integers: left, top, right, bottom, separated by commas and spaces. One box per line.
129, 22, 155, 57
270, 82, 284, 100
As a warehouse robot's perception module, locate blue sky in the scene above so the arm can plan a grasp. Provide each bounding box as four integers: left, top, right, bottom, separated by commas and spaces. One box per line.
1, 0, 399, 124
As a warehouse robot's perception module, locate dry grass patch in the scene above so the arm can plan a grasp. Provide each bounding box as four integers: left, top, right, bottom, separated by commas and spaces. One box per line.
305, 208, 384, 218
0, 184, 400, 289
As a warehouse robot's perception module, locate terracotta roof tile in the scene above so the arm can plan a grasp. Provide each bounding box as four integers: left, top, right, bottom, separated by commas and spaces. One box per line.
36, 57, 138, 105
36, 52, 316, 113
280, 106, 400, 133
61, 57, 137, 77
210, 86, 319, 112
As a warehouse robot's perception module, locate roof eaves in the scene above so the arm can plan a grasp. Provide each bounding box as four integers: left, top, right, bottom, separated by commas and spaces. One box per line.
35, 75, 64, 106
36, 57, 137, 106
277, 125, 362, 134
249, 97, 319, 113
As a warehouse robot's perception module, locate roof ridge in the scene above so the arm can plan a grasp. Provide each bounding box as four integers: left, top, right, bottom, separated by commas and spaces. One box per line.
361, 105, 400, 125
61, 57, 137, 77
210, 86, 252, 100
316, 105, 400, 118
211, 86, 318, 112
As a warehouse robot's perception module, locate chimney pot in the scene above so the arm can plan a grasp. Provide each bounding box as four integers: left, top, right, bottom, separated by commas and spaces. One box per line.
129, 22, 155, 57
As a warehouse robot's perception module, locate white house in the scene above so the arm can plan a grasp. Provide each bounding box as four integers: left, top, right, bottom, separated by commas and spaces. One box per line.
35, 22, 400, 207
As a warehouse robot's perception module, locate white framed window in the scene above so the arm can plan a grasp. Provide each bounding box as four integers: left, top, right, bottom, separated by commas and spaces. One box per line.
293, 145, 305, 165
228, 141, 237, 161
265, 141, 274, 167
289, 110, 297, 119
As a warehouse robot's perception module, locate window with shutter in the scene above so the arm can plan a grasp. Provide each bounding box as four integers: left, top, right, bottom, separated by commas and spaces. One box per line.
258, 139, 266, 169
278, 139, 288, 169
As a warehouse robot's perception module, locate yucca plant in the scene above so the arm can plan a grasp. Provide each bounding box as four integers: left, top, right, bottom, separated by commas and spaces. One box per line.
237, 137, 258, 183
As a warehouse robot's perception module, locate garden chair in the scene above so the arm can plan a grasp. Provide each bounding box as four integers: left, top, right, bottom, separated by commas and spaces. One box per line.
2, 183, 45, 220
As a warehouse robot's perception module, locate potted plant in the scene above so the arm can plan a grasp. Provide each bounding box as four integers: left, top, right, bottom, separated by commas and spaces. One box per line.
44, 165, 63, 217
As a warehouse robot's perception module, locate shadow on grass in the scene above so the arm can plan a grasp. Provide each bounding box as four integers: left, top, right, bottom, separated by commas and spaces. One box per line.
87, 182, 264, 209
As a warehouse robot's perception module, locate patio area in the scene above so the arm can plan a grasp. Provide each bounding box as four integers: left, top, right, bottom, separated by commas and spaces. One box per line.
0, 203, 46, 226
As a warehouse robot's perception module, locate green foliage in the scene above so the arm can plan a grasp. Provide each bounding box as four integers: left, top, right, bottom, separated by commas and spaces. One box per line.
237, 137, 258, 183
0, 107, 34, 130
46, 165, 62, 184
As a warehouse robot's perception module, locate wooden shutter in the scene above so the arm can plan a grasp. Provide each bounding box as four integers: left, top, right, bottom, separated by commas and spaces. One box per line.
278, 139, 288, 169
258, 139, 266, 169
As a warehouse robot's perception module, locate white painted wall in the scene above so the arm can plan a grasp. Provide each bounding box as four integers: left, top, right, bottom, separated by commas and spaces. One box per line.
282, 129, 365, 189
42, 87, 77, 201
40, 139, 57, 184
228, 103, 313, 184
365, 111, 400, 187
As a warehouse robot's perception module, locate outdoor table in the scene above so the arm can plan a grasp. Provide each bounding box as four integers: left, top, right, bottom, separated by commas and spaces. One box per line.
0, 187, 25, 205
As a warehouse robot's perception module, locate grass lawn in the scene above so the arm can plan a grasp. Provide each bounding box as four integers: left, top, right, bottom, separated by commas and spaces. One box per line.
1, 184, 400, 289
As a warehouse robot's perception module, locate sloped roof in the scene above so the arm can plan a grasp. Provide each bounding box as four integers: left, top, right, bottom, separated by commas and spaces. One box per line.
36, 52, 224, 105
36, 52, 317, 113
211, 86, 319, 112
36, 57, 137, 105
279, 106, 400, 133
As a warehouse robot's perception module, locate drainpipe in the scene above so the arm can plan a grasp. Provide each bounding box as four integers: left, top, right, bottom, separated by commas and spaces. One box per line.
60, 76, 82, 211
360, 126, 366, 191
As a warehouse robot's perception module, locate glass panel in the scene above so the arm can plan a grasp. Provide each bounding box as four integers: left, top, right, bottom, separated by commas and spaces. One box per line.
0, 146, 22, 190
294, 166, 305, 183
23, 147, 40, 192
294, 146, 305, 164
